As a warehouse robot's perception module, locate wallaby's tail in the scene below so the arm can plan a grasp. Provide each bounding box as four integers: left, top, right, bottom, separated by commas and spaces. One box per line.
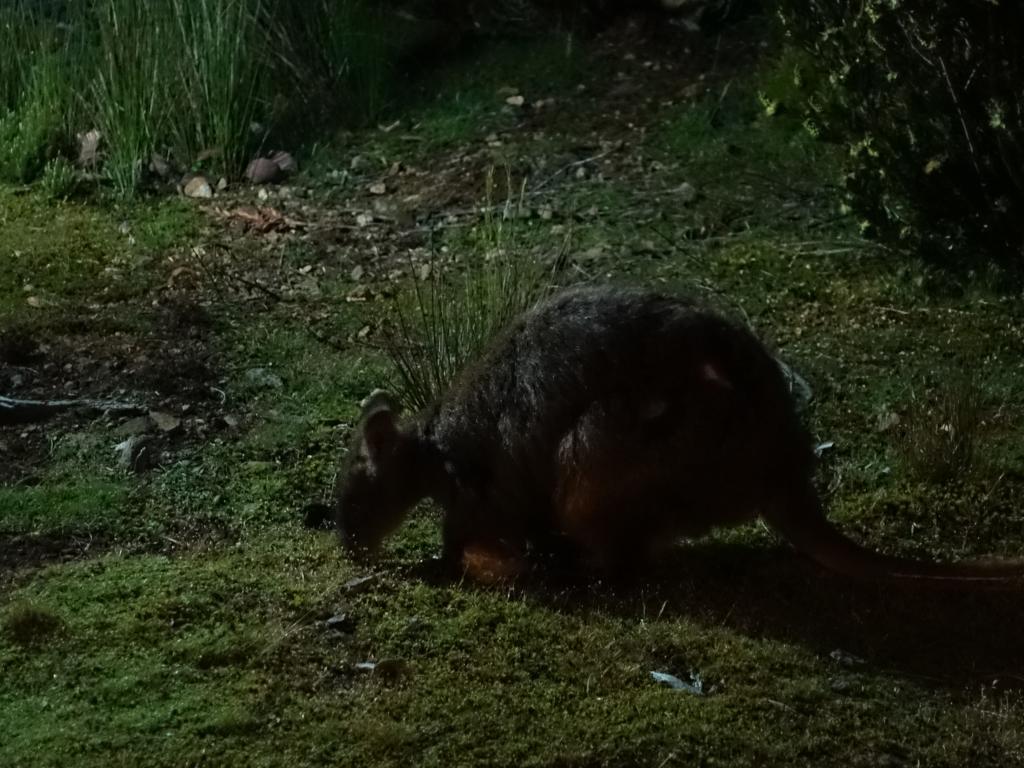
768, 505, 1024, 590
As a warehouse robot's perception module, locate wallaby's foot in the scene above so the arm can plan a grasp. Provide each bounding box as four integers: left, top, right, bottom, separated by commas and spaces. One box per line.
409, 554, 460, 584
462, 545, 526, 585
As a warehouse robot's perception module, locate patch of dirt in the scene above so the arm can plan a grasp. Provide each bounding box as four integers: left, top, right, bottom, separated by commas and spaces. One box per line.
165, 18, 769, 338
0, 296, 227, 484
0, 532, 107, 591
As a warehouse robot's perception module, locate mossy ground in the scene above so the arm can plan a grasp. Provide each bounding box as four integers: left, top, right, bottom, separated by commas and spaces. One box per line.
2, 18, 1024, 768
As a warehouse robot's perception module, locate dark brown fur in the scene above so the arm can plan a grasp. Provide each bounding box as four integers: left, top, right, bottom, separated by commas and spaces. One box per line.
334, 285, 1024, 587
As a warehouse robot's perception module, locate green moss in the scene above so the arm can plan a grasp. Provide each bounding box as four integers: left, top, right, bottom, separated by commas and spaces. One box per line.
3, 530, 1023, 767
0, 480, 128, 537
0, 189, 197, 321
1, 601, 64, 645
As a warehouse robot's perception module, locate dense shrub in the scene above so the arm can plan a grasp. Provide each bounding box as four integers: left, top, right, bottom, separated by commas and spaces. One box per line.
777, 0, 1024, 265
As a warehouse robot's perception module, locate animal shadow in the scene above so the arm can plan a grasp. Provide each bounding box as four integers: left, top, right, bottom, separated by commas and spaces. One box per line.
520, 540, 1024, 689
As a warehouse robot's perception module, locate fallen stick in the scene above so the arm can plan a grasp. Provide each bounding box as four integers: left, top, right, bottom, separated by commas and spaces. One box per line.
0, 396, 147, 426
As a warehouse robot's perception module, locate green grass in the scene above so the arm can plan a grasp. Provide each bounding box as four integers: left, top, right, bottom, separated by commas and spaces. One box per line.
0, 188, 197, 321
3, 529, 1024, 767
0, 481, 129, 538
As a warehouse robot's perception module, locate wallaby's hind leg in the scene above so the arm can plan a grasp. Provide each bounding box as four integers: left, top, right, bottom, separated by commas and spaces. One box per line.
439, 492, 529, 581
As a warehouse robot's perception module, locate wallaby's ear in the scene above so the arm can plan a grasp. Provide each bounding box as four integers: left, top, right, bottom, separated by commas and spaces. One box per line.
360, 388, 402, 416
359, 390, 402, 464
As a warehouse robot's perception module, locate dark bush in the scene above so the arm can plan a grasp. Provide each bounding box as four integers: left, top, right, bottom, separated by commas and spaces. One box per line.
777, 0, 1024, 265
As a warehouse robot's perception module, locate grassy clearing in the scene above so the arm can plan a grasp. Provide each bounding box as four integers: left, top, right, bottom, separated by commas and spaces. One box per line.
3, 19, 1024, 767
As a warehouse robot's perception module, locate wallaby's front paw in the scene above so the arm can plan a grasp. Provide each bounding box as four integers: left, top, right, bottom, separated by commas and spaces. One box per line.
409, 554, 460, 583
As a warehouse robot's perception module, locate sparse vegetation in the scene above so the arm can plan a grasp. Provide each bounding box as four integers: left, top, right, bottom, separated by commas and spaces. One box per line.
898, 373, 985, 484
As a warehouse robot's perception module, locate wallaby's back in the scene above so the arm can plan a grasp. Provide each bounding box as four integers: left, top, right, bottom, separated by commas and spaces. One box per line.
421, 285, 814, 570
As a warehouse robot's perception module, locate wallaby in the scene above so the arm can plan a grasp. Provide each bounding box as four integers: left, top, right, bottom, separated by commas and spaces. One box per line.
332, 285, 1024, 587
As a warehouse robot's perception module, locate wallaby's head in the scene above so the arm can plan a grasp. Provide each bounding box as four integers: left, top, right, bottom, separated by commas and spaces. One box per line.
335, 390, 423, 560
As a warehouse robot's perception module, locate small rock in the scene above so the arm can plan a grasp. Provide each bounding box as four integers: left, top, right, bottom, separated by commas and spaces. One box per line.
354, 659, 409, 681
115, 415, 153, 437
183, 175, 213, 199
245, 367, 283, 389
149, 410, 182, 433
417, 263, 432, 281
342, 574, 377, 594
325, 613, 356, 633
676, 181, 698, 204
149, 152, 171, 179
876, 411, 901, 432
245, 157, 281, 185
114, 435, 156, 471
681, 83, 703, 100
829, 677, 852, 693
77, 129, 102, 168
369, 182, 387, 195
505, 95, 525, 107
221, 414, 239, 429
575, 245, 605, 263
269, 150, 296, 174
350, 265, 365, 281
257, 187, 270, 201
814, 441, 836, 457
356, 212, 374, 227
829, 649, 866, 667
350, 154, 370, 171
216, 177, 228, 192
650, 670, 704, 694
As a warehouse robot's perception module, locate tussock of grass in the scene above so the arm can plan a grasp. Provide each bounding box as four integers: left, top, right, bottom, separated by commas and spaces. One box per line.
383, 168, 558, 410
2, 602, 64, 646
898, 374, 985, 483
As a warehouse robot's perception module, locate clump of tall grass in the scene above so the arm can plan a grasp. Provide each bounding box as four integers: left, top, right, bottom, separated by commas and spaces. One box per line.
382, 168, 561, 411
0, 0, 412, 197
898, 373, 985, 483
0, 5, 76, 183
2, 601, 64, 646
91, 0, 171, 197
169, 0, 268, 178
40, 156, 79, 199
92, 0, 268, 196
